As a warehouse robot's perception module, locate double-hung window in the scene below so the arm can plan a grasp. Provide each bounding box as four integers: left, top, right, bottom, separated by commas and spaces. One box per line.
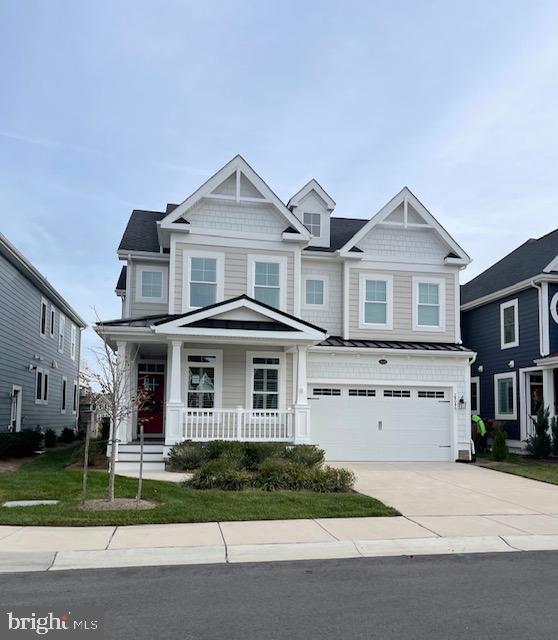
50, 307, 55, 337
305, 279, 325, 306
500, 299, 519, 349
136, 266, 167, 304
40, 298, 48, 337
58, 314, 65, 354
185, 351, 222, 409
494, 373, 516, 420
70, 324, 77, 361
250, 355, 282, 410
413, 277, 445, 331
35, 368, 48, 405
184, 252, 223, 311
470, 376, 480, 414
303, 212, 321, 237
359, 274, 392, 329
249, 256, 285, 310
72, 380, 78, 415
61, 377, 67, 414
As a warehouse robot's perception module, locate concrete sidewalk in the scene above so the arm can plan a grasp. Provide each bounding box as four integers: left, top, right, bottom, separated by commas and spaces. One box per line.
3, 513, 558, 572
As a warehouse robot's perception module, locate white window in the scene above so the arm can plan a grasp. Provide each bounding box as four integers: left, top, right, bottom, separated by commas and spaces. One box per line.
61, 377, 67, 414
359, 274, 393, 329
185, 350, 223, 409
303, 212, 321, 236
248, 255, 286, 310
500, 299, 519, 349
305, 279, 325, 306
494, 373, 517, 420
35, 367, 48, 405
136, 266, 168, 303
72, 380, 78, 415
40, 298, 48, 337
247, 352, 285, 410
470, 376, 480, 414
58, 314, 65, 353
183, 251, 224, 311
50, 306, 55, 337
413, 277, 445, 331
70, 324, 77, 361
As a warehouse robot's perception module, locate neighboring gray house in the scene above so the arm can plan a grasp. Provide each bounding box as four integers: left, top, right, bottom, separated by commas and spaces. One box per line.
97, 155, 475, 472
0, 232, 86, 434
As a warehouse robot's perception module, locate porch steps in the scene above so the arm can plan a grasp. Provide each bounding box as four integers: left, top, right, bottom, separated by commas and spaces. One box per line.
111, 442, 166, 473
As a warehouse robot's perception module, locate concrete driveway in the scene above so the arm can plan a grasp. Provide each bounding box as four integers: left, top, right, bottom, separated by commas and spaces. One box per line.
340, 462, 558, 537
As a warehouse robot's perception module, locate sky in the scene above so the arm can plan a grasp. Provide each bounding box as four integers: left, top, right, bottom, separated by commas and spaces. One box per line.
1, 0, 558, 362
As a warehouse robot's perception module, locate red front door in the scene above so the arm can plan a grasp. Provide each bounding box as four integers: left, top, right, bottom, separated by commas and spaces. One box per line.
138, 372, 165, 435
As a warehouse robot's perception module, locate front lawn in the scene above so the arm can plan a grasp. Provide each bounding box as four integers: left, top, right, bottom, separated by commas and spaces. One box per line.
0, 447, 398, 526
477, 454, 558, 486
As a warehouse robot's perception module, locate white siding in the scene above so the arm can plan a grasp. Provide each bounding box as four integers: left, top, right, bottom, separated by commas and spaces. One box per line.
359, 226, 449, 262
128, 260, 169, 318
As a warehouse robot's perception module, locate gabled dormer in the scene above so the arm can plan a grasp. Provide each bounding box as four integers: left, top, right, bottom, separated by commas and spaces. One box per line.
287, 179, 335, 249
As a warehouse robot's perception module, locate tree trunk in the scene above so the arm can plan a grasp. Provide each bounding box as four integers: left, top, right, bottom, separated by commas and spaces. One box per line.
109, 417, 117, 502
81, 426, 91, 505
136, 420, 144, 506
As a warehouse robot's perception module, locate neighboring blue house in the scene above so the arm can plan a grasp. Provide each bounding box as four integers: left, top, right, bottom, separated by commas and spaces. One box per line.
0, 232, 86, 434
461, 229, 558, 446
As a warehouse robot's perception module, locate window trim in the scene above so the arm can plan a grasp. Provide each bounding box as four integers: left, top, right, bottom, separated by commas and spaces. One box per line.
61, 376, 67, 414
40, 297, 48, 338
246, 351, 286, 410
135, 265, 168, 304
70, 324, 77, 361
500, 299, 519, 349
34, 367, 49, 405
247, 254, 287, 311
183, 251, 224, 312
182, 348, 223, 409
412, 276, 446, 332
359, 273, 393, 330
303, 277, 327, 308
470, 376, 480, 415
494, 372, 517, 420
303, 211, 321, 237
49, 306, 56, 338
58, 314, 65, 354
72, 379, 78, 415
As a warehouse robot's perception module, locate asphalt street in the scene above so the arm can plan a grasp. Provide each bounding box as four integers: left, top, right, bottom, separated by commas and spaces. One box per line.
1, 551, 558, 639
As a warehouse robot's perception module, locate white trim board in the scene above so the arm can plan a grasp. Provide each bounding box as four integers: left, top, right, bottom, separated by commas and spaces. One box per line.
494, 371, 518, 421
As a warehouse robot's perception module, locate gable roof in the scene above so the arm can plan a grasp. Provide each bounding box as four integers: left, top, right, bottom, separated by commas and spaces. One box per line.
118, 209, 165, 252
287, 179, 336, 211
338, 187, 470, 263
115, 266, 127, 292
461, 228, 558, 305
160, 155, 311, 239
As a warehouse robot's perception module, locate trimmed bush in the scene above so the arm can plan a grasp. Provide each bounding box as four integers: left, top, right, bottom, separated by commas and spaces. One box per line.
206, 440, 246, 462
309, 466, 355, 492
492, 429, 509, 461
244, 443, 287, 470
253, 458, 355, 492
551, 416, 558, 458
59, 427, 76, 444
188, 459, 252, 490
254, 457, 299, 491
284, 444, 325, 467
525, 406, 551, 459
169, 441, 208, 471
44, 429, 57, 449
0, 430, 43, 459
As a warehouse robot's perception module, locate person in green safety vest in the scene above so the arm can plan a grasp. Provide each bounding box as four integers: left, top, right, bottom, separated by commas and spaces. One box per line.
471, 414, 487, 454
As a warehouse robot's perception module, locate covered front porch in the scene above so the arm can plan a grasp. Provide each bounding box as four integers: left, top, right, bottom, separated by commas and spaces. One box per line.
521, 356, 558, 441
96, 296, 328, 457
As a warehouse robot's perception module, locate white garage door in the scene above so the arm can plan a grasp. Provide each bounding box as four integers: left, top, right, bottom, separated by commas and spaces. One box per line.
309, 385, 452, 461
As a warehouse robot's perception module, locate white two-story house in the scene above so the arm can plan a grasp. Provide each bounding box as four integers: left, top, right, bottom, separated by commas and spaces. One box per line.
96, 156, 475, 471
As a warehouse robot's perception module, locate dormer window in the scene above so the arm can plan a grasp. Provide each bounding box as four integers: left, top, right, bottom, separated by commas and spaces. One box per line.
303, 212, 321, 237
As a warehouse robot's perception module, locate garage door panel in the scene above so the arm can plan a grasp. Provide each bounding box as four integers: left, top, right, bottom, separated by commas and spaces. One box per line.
310, 386, 452, 461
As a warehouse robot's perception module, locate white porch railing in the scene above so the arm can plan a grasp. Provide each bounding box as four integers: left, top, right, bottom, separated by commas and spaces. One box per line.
183, 408, 294, 442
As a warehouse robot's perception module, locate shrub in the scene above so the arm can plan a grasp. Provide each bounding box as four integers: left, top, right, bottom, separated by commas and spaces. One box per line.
492, 429, 509, 461
206, 440, 245, 462
253, 458, 355, 492
188, 459, 252, 490
254, 457, 299, 491
169, 441, 208, 471
284, 444, 325, 467
309, 466, 355, 492
44, 429, 57, 449
0, 430, 42, 459
551, 416, 558, 458
243, 443, 287, 470
59, 427, 76, 444
525, 406, 551, 459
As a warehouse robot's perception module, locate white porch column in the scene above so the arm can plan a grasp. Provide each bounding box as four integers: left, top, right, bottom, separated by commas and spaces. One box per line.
115, 341, 133, 444
165, 340, 183, 446
293, 346, 311, 444
543, 367, 556, 419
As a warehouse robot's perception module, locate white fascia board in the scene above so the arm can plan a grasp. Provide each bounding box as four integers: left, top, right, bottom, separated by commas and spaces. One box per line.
116, 250, 170, 262
461, 274, 558, 311
282, 232, 307, 242
543, 253, 558, 273
159, 155, 311, 239
152, 327, 324, 341
287, 179, 336, 211
338, 187, 471, 264
535, 355, 558, 367
309, 345, 475, 359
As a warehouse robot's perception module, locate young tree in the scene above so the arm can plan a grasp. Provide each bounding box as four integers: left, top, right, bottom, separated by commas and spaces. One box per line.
84, 315, 149, 503
525, 405, 552, 459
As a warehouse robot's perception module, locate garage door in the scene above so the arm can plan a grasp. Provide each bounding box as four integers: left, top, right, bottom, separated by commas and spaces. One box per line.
309, 385, 452, 461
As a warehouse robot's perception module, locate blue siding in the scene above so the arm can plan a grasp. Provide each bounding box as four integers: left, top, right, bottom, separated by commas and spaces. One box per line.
549, 283, 558, 355
0, 254, 81, 433
462, 288, 540, 440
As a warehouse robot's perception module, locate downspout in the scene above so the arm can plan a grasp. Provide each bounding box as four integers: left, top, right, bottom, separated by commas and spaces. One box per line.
530, 279, 548, 357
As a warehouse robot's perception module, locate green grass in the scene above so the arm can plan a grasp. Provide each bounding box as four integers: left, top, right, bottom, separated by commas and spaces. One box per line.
477, 454, 558, 486
0, 447, 399, 526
